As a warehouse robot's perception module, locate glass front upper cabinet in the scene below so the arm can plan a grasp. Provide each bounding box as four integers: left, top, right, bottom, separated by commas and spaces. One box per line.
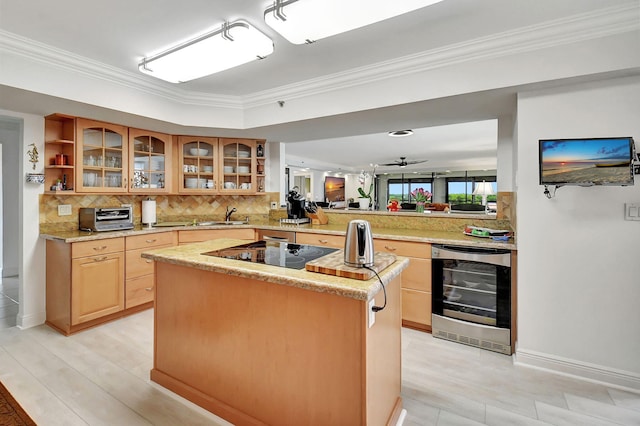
129, 129, 172, 193
75, 118, 128, 193
178, 136, 218, 193
220, 138, 255, 193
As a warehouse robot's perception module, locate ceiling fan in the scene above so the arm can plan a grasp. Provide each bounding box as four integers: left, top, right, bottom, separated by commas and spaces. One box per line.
380, 156, 428, 168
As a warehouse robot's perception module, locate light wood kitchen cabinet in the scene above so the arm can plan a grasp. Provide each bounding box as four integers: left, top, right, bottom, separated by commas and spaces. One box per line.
176, 136, 219, 193
376, 239, 432, 331
44, 115, 271, 195
44, 113, 76, 193
176, 136, 266, 195
219, 138, 265, 194
128, 128, 172, 193
296, 232, 345, 248
125, 232, 177, 308
178, 228, 256, 245
75, 118, 128, 193
46, 237, 126, 335
71, 250, 124, 325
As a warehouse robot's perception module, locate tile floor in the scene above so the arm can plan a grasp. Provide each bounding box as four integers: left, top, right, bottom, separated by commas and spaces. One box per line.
0, 294, 638, 425
0, 276, 18, 329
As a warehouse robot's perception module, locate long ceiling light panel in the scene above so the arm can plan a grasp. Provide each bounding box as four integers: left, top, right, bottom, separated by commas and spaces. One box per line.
139, 20, 274, 83
264, 0, 445, 45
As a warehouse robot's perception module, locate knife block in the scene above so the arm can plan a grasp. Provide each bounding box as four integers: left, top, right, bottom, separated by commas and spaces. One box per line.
307, 206, 328, 225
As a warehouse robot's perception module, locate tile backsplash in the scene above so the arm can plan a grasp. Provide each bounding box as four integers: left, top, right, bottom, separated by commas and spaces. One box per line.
40, 193, 279, 232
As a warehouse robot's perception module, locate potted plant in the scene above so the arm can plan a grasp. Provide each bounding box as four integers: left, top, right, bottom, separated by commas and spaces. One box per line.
357, 166, 377, 210
411, 188, 432, 213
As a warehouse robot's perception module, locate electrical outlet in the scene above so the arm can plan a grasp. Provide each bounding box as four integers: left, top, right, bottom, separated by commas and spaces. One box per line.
625, 203, 640, 221
58, 204, 72, 216
368, 299, 376, 328
270, 202, 278, 209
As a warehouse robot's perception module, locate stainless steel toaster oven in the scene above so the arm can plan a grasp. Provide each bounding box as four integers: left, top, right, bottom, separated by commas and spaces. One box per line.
79, 207, 134, 232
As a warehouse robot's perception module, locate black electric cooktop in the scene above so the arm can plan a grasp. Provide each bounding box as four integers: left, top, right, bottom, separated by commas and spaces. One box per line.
202, 240, 338, 270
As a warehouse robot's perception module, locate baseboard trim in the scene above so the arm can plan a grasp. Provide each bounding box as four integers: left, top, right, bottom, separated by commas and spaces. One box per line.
515, 349, 640, 393
2, 267, 18, 277
16, 311, 46, 330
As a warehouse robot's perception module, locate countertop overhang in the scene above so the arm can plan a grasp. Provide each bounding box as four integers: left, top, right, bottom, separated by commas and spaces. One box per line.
40, 221, 516, 250
141, 238, 409, 301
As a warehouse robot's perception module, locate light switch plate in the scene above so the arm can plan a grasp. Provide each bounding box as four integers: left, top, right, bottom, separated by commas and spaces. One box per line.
58, 204, 72, 216
624, 203, 640, 221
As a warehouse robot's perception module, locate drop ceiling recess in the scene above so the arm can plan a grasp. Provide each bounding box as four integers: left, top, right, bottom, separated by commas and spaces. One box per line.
139, 0, 444, 83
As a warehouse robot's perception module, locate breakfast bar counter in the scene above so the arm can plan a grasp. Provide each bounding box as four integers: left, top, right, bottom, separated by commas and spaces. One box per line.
142, 239, 408, 426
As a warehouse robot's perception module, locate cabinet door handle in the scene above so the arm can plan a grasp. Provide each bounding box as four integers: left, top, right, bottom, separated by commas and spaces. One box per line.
145, 239, 157, 244
145, 259, 153, 264
145, 287, 154, 291
123, 177, 127, 189
318, 239, 328, 244
93, 246, 107, 251
93, 256, 108, 262
384, 245, 397, 251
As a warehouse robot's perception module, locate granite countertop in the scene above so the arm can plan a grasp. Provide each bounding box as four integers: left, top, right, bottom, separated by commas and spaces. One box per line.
141, 238, 409, 301
261, 222, 516, 250
40, 221, 515, 250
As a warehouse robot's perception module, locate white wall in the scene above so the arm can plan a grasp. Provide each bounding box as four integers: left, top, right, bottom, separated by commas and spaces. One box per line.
515, 76, 640, 390
0, 110, 46, 329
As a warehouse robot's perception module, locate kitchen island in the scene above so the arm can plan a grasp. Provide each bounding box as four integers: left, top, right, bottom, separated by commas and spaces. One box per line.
142, 239, 409, 426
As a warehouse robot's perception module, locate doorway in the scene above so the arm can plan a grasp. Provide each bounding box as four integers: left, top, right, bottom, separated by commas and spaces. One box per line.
0, 116, 22, 328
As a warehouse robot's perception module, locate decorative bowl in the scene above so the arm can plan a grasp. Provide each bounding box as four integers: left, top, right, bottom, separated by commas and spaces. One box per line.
189, 148, 208, 156
26, 173, 45, 184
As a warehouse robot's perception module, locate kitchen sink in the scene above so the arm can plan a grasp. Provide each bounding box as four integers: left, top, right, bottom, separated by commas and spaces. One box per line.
196, 221, 247, 226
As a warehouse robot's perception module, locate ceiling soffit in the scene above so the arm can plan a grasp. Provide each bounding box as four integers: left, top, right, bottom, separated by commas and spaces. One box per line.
0, 3, 636, 115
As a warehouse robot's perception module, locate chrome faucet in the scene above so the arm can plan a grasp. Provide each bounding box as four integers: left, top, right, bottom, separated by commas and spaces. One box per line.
225, 206, 237, 222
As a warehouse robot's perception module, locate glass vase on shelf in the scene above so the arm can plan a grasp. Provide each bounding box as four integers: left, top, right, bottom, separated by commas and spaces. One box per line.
416, 202, 425, 213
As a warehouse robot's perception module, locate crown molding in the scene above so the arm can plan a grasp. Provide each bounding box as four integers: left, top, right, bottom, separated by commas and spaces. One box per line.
0, 29, 243, 109
243, 2, 640, 107
1, 3, 637, 112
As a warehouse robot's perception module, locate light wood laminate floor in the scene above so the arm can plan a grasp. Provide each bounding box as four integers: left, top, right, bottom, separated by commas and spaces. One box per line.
0, 277, 19, 329
0, 308, 638, 425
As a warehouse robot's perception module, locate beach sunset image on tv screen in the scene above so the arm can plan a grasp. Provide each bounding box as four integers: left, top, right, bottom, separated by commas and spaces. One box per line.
539, 137, 635, 186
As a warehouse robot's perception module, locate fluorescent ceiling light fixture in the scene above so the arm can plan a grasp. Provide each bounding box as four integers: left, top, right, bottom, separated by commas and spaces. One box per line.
139, 20, 273, 83
265, 0, 444, 44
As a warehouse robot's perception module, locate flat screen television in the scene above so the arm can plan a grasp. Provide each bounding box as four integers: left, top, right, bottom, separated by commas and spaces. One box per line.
539, 137, 636, 186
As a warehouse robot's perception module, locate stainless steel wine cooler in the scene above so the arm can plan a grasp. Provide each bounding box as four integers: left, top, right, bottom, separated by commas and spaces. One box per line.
431, 245, 512, 355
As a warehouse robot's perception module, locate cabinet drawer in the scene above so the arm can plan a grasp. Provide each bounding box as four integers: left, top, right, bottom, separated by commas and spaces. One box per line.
126, 247, 158, 278
402, 258, 432, 292
402, 288, 432, 326
296, 232, 344, 248
72, 237, 125, 258
178, 229, 256, 244
375, 239, 431, 259
126, 232, 176, 250
126, 274, 155, 308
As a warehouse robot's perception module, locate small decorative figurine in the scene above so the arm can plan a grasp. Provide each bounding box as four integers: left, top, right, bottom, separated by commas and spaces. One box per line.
27, 143, 39, 170
387, 199, 400, 211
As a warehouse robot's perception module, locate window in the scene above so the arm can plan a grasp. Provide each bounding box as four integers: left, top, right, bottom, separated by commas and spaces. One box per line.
446, 177, 496, 204
387, 178, 432, 203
